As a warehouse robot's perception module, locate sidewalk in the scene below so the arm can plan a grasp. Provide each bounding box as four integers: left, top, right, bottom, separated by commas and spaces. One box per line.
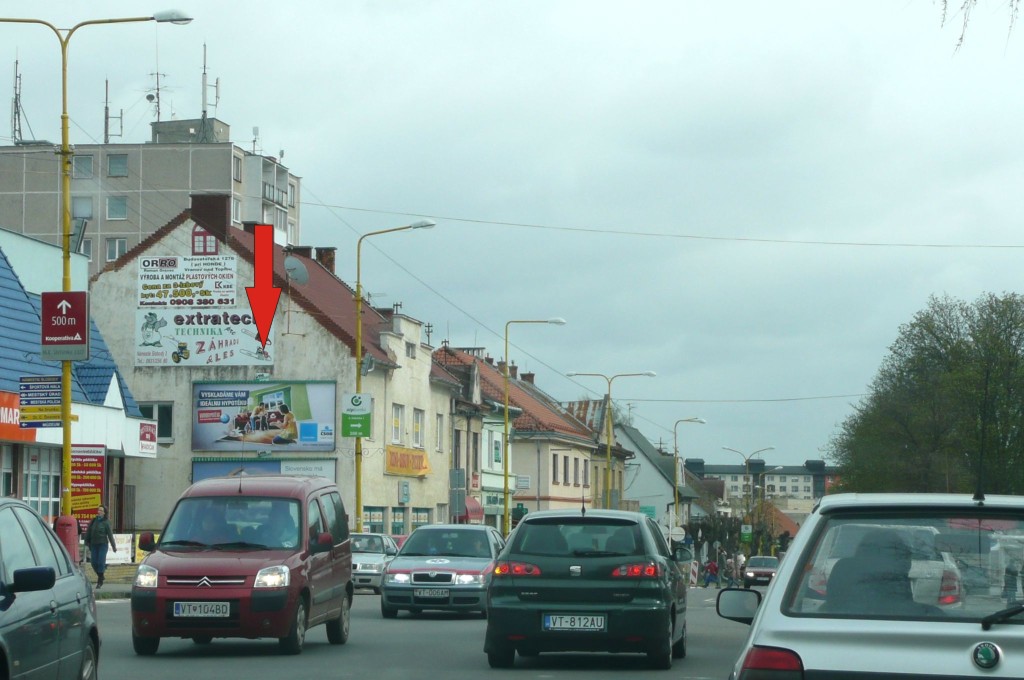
83, 562, 135, 599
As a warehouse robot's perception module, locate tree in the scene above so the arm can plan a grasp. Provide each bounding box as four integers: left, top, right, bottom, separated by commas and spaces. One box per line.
940, 0, 1021, 49
827, 293, 1024, 495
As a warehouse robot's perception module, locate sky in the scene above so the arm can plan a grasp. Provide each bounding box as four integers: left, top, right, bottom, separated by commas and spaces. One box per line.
3, 2, 1023, 468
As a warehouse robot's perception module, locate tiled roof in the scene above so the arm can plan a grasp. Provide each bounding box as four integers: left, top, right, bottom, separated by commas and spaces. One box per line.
432, 347, 593, 441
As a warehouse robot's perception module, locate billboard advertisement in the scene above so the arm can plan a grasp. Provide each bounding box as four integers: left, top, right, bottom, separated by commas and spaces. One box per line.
137, 254, 237, 307
135, 309, 274, 367
71, 445, 106, 533
191, 381, 336, 452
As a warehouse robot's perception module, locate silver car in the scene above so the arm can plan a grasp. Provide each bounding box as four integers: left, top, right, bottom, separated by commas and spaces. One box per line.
718, 493, 1024, 678
351, 533, 398, 593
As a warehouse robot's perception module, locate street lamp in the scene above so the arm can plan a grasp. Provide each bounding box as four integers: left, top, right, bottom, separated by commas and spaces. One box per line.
566, 371, 656, 509
0, 10, 192, 558
721, 446, 775, 518
502, 318, 565, 535
672, 417, 706, 528
354, 219, 435, 533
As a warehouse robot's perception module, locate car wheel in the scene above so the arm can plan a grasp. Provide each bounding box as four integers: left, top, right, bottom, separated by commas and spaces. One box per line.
381, 601, 399, 619
80, 639, 98, 680
279, 597, 308, 655
487, 646, 515, 668
672, 620, 686, 659
409, 607, 422, 616
132, 634, 160, 656
647, 617, 673, 670
192, 635, 213, 645
326, 594, 351, 644
372, 586, 381, 595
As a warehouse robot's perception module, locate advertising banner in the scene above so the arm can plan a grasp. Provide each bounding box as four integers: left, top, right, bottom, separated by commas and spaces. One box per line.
71, 445, 105, 533
385, 444, 432, 477
135, 309, 274, 367
0, 391, 36, 441
107, 534, 135, 565
191, 381, 336, 452
139, 421, 157, 456
138, 255, 237, 307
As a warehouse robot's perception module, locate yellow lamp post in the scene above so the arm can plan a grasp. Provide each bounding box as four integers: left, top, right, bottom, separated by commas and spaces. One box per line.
566, 371, 656, 509
721, 446, 775, 519
502, 318, 565, 536
353, 220, 434, 533
0, 10, 192, 556
672, 417, 705, 527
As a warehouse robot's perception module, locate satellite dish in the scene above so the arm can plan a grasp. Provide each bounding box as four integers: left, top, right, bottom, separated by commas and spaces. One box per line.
283, 255, 309, 285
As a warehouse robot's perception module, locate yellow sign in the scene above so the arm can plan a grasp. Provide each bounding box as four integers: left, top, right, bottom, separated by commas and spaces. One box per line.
385, 445, 432, 477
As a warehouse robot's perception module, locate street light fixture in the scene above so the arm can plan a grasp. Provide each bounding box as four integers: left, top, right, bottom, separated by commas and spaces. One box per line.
354, 219, 435, 533
566, 371, 656, 509
672, 417, 706, 528
0, 10, 192, 558
502, 318, 565, 535
721, 446, 775, 518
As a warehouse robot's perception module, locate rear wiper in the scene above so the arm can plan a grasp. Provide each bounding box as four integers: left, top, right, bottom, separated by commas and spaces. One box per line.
981, 603, 1024, 630
572, 549, 620, 557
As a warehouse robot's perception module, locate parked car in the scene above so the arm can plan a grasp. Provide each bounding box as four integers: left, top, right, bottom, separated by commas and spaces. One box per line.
131, 474, 353, 655
0, 498, 100, 680
484, 509, 690, 669
743, 555, 779, 587
351, 532, 398, 593
380, 524, 504, 618
718, 493, 1024, 679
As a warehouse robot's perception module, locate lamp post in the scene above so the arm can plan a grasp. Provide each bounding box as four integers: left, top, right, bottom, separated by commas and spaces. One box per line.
353, 220, 435, 533
721, 446, 775, 519
502, 318, 565, 535
566, 371, 656, 509
0, 10, 192, 558
672, 417, 705, 528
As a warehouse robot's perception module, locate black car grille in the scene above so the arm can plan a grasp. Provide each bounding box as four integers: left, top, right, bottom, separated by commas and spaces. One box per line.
412, 572, 454, 584
165, 575, 248, 587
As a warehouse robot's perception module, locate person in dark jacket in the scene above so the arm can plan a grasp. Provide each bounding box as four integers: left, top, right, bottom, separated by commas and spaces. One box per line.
84, 505, 117, 588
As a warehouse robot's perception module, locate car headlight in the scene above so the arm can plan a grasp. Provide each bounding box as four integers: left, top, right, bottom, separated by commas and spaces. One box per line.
385, 572, 411, 584
135, 564, 158, 588
362, 562, 384, 572
254, 565, 290, 588
745, 571, 754, 578
455, 573, 485, 585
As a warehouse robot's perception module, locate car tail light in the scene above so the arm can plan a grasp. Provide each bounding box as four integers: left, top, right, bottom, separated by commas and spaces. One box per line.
611, 562, 661, 578
493, 561, 542, 577
739, 646, 803, 680
938, 569, 961, 606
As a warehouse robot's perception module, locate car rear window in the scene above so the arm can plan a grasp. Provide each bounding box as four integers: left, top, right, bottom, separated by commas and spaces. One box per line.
784, 512, 1024, 623
510, 518, 642, 557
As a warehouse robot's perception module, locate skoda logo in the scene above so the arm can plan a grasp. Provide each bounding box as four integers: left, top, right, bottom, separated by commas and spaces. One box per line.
973, 642, 1000, 669
425, 558, 449, 565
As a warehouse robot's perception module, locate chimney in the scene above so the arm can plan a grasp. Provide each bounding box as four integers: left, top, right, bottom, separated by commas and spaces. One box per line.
315, 246, 337, 274
509, 362, 518, 379
485, 356, 494, 365
521, 372, 535, 384
190, 194, 231, 242
497, 360, 507, 376
290, 245, 313, 259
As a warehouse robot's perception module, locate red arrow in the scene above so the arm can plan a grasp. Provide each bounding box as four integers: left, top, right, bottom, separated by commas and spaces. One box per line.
245, 224, 281, 349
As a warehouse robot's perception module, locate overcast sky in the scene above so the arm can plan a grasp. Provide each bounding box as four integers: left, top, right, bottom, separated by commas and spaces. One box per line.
4, 2, 1023, 467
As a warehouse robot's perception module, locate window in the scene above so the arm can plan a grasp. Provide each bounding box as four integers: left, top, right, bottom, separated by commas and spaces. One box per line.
288, 182, 297, 207
453, 430, 462, 469
72, 155, 93, 179
391, 507, 407, 535
413, 409, 425, 448
2, 446, 12, 497
232, 155, 242, 181
321, 491, 348, 543
411, 507, 430, 530
583, 463, 589, 487
731, 475, 738, 482
104, 237, 126, 262
552, 454, 559, 484
21, 446, 61, 522
107, 154, 128, 177
0, 507, 36, 574
493, 437, 501, 464
72, 196, 93, 219
106, 196, 128, 220
573, 457, 580, 485
391, 404, 404, 443
79, 238, 92, 261
307, 497, 323, 537
436, 414, 444, 451
472, 432, 480, 472
191, 225, 218, 255
564, 456, 570, 485
405, 342, 416, 359
804, 485, 812, 493
138, 402, 173, 442
231, 197, 241, 223
780, 486, 787, 493
363, 506, 384, 533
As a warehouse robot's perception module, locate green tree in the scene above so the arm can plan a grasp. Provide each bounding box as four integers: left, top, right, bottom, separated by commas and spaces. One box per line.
828, 293, 1024, 495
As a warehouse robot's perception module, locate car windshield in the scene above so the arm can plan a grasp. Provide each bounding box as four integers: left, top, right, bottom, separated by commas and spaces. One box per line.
784, 511, 1024, 624
509, 519, 643, 556
748, 556, 778, 568
353, 535, 384, 553
161, 496, 301, 550
400, 529, 490, 558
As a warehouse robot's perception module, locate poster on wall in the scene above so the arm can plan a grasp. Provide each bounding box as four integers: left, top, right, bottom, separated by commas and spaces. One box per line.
191, 458, 336, 483
191, 381, 336, 452
71, 445, 105, 533
137, 255, 237, 307
134, 309, 274, 367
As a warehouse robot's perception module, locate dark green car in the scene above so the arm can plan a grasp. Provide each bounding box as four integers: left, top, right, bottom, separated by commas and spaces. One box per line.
484, 509, 689, 669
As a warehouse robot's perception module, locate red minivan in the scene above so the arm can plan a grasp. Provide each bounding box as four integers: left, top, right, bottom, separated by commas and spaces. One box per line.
130, 474, 353, 655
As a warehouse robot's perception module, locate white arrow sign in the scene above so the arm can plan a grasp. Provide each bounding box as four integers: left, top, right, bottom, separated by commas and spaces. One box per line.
57, 299, 71, 314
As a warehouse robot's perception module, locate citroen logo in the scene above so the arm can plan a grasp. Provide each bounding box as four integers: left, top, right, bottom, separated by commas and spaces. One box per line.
196, 577, 214, 588
973, 642, 1000, 669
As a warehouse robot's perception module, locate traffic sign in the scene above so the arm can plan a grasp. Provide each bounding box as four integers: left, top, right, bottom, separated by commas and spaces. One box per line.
19, 375, 62, 428
341, 392, 372, 437
41, 291, 90, 361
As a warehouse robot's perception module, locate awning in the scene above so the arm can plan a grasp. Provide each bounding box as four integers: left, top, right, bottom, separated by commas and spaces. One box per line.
456, 496, 484, 522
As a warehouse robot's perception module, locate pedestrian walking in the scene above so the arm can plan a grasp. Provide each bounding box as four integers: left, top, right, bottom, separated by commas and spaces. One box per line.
84, 505, 117, 588
703, 557, 720, 588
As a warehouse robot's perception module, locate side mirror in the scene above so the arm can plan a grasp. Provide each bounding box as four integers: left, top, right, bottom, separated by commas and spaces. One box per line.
717, 587, 762, 625
139, 531, 156, 552
385, 546, 397, 556
11, 566, 56, 593
673, 546, 694, 563
310, 531, 334, 554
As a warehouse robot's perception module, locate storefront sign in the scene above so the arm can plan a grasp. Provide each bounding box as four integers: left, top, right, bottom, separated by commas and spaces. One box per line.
385, 445, 432, 477
138, 255, 237, 307
139, 422, 157, 456
135, 309, 274, 366
0, 391, 36, 441
71, 445, 106, 533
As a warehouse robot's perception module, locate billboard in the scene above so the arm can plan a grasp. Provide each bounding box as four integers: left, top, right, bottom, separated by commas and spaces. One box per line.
191, 381, 336, 452
71, 445, 106, 533
135, 309, 274, 367
138, 255, 237, 307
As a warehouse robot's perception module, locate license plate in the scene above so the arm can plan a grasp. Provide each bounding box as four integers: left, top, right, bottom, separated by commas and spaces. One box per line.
174, 601, 230, 618
543, 613, 606, 631
413, 588, 449, 598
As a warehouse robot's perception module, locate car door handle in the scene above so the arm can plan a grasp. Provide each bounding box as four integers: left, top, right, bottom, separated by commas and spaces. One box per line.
50, 600, 58, 615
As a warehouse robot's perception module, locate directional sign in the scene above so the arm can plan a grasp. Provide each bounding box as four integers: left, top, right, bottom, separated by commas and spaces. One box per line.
341, 393, 372, 437
19, 376, 62, 428
41, 291, 90, 361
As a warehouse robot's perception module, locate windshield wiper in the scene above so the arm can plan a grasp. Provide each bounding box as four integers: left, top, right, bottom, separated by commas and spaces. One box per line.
981, 603, 1024, 630
159, 540, 205, 548
210, 541, 269, 550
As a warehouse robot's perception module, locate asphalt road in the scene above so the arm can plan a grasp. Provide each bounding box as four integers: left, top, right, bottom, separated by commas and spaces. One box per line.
97, 587, 750, 680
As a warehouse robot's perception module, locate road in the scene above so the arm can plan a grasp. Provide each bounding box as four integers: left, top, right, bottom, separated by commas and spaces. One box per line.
97, 587, 750, 679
